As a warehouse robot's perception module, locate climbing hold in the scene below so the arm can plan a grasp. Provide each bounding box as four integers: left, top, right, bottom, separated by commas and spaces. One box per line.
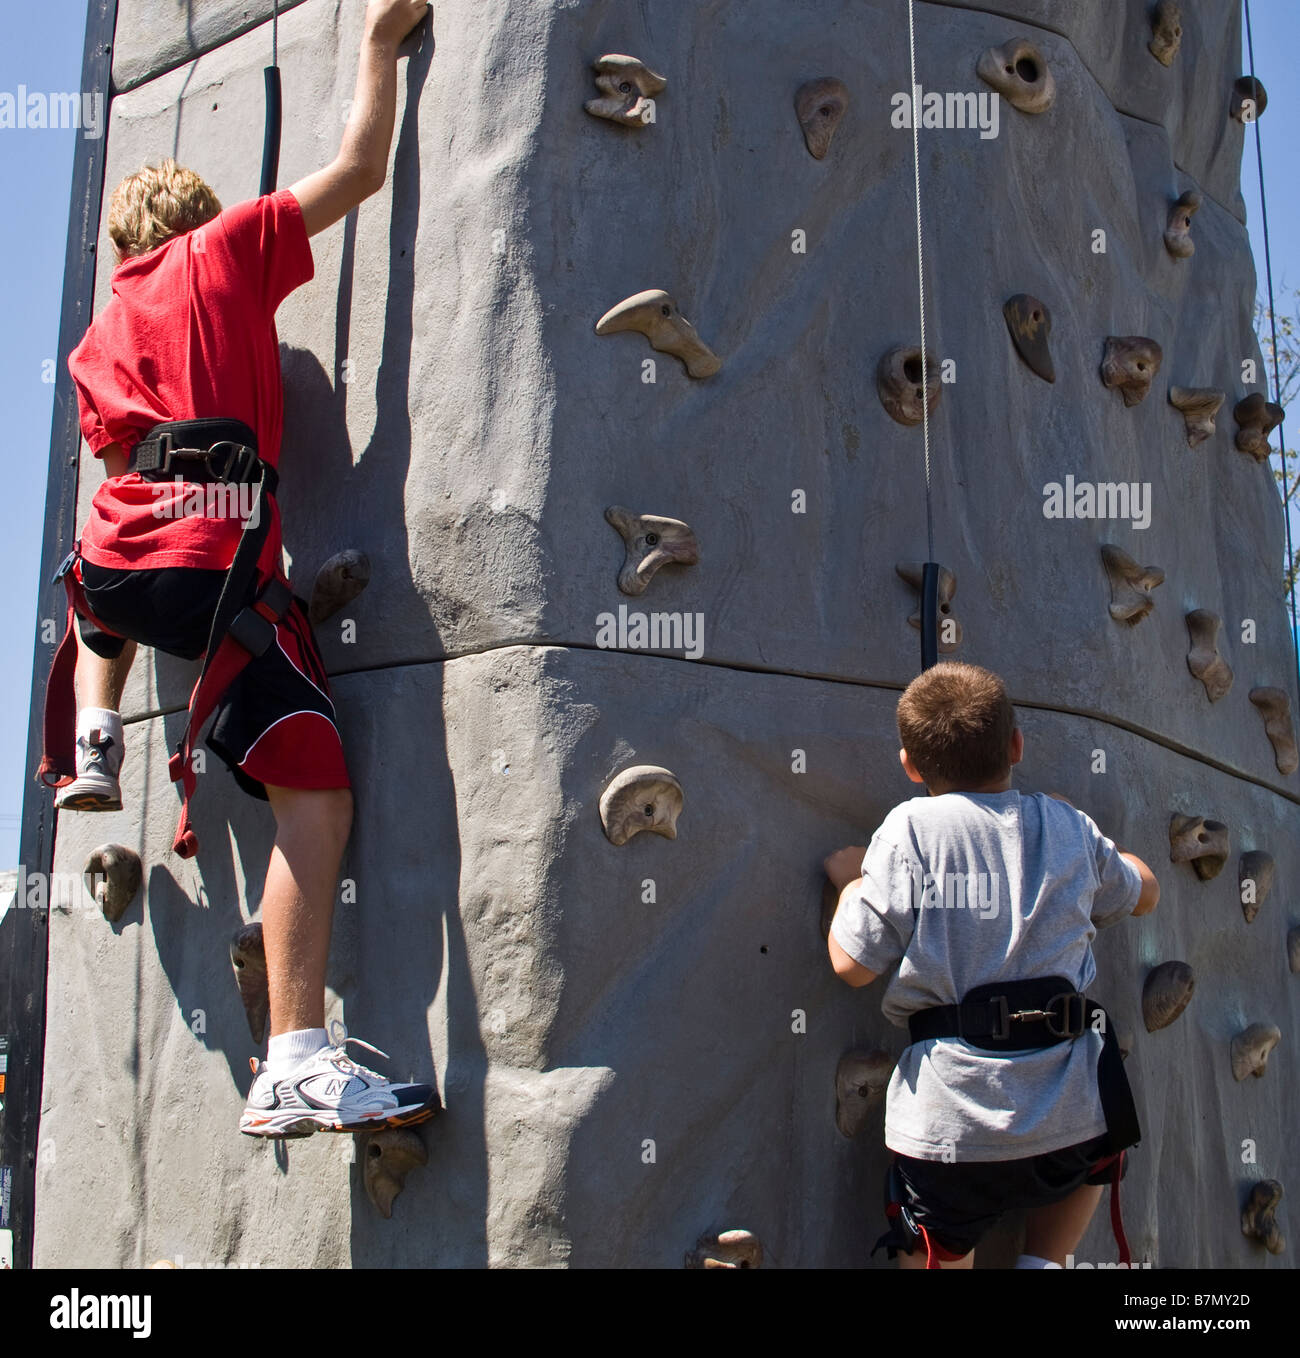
1002, 294, 1055, 383
1168, 814, 1230, 880
583, 54, 666, 127
686, 1229, 763, 1269
595, 289, 721, 379
1249, 687, 1299, 775
1231, 1022, 1281, 1081
599, 765, 684, 846
82, 844, 142, 924
362, 1127, 429, 1218
1241, 1181, 1286, 1255
308, 549, 371, 625
1148, 1, 1183, 67
1101, 336, 1163, 406
1238, 850, 1275, 925
976, 38, 1055, 114
1185, 609, 1233, 702
896, 562, 962, 650
230, 921, 269, 1045
1233, 393, 1284, 462
835, 1049, 894, 1138
877, 347, 941, 427
1288, 926, 1300, 975
1101, 544, 1164, 626
1163, 190, 1200, 259
1231, 76, 1267, 123
604, 506, 699, 597
1117, 1027, 1135, 1061
1141, 960, 1196, 1032
794, 77, 849, 159
1168, 386, 1224, 447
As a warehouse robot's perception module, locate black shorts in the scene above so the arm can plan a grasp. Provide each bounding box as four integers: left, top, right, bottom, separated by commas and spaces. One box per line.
78, 559, 350, 799
878, 1134, 1128, 1261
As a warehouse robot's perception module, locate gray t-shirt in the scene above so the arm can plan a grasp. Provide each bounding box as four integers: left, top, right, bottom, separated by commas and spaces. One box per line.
830, 790, 1142, 1162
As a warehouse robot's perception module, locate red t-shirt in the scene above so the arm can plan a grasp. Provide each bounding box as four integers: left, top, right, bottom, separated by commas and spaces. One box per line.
69, 188, 314, 571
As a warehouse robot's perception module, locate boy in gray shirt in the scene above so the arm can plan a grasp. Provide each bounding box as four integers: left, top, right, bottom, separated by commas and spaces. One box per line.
826, 662, 1159, 1269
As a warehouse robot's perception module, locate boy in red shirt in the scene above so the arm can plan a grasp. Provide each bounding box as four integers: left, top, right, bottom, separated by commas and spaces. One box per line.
44, 0, 436, 1139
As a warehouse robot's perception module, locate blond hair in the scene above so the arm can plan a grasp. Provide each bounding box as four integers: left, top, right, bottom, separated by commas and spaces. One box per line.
108, 159, 222, 258
897, 662, 1017, 786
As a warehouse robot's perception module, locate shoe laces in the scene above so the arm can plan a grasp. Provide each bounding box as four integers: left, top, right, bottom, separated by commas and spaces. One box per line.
324, 1019, 390, 1084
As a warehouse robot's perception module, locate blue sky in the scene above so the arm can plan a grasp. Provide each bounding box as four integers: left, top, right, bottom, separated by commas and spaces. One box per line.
1, 2, 1298, 865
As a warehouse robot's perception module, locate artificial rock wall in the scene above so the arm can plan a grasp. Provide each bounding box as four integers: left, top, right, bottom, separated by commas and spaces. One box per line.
33, 0, 1297, 1267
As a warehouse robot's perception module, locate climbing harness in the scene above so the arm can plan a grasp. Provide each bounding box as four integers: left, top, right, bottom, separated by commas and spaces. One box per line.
905, 0, 941, 671
1243, 0, 1300, 709
260, 0, 282, 197
39, 418, 290, 860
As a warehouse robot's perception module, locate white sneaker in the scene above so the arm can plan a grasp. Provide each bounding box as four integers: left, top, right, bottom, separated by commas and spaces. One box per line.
54, 723, 123, 812
239, 1032, 440, 1139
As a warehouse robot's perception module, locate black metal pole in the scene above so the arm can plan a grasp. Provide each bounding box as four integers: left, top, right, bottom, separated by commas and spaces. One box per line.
920, 561, 940, 670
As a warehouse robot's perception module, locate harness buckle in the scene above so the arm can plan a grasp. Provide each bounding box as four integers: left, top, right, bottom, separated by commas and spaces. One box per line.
133, 430, 172, 474
51, 549, 78, 586
1045, 992, 1088, 1039
207, 441, 259, 484
988, 995, 1011, 1041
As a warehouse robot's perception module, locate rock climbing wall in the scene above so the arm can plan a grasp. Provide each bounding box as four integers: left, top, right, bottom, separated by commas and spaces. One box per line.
32, 0, 1297, 1266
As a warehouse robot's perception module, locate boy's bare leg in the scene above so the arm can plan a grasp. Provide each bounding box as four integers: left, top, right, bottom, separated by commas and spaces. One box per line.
262, 784, 353, 1034
73, 629, 137, 709
1022, 1182, 1104, 1265
898, 1245, 975, 1269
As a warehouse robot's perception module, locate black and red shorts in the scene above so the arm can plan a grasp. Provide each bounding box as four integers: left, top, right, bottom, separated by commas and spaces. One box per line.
876, 1133, 1128, 1261
78, 560, 350, 799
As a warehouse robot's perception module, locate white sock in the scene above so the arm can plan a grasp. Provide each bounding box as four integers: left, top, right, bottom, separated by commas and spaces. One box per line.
267, 1027, 329, 1078
1014, 1253, 1063, 1269
78, 706, 122, 739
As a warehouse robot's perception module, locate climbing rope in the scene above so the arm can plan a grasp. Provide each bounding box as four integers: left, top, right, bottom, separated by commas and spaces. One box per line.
905, 0, 940, 670
1243, 0, 1300, 708
259, 0, 282, 196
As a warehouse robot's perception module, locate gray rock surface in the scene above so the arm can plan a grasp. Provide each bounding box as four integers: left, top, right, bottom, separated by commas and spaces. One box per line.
37, 0, 1296, 1267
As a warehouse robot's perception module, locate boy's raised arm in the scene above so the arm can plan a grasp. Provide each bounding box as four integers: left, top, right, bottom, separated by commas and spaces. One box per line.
288, 0, 430, 237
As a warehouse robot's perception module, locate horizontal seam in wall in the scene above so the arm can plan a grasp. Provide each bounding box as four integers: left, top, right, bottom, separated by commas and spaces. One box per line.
125, 638, 1300, 807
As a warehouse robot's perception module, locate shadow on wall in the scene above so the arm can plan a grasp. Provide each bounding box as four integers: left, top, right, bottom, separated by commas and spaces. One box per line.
148, 28, 490, 1265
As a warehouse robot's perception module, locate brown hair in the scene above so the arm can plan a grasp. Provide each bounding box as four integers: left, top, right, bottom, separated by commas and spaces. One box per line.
108, 159, 222, 259
896, 662, 1017, 787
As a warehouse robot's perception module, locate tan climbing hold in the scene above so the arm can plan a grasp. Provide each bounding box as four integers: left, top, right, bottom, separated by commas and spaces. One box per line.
309, 549, 371, 625
595, 289, 720, 378
1169, 814, 1230, 881
1101, 337, 1163, 406
1185, 610, 1233, 702
976, 38, 1055, 114
1003, 294, 1054, 383
1163, 190, 1200, 259
1142, 960, 1196, 1032
1102, 544, 1164, 626
230, 921, 269, 1045
686, 1229, 762, 1269
1288, 926, 1300, 975
604, 506, 699, 597
1241, 1181, 1286, 1255
584, 54, 665, 127
877, 347, 941, 427
1233, 393, 1284, 462
1169, 387, 1224, 447
599, 765, 683, 846
795, 77, 849, 159
1238, 850, 1275, 925
1249, 687, 1299, 775
896, 562, 962, 651
1117, 1026, 1135, 1061
363, 1127, 429, 1218
1231, 76, 1267, 123
1231, 1022, 1281, 1081
1149, 2, 1183, 67
835, 1049, 895, 1138
83, 844, 142, 924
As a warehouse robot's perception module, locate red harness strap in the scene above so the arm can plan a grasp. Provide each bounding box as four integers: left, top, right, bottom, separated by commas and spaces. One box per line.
1091, 1150, 1131, 1266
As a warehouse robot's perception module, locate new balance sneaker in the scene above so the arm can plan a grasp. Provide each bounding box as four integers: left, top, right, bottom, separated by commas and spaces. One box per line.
239, 1034, 440, 1139
54, 716, 124, 812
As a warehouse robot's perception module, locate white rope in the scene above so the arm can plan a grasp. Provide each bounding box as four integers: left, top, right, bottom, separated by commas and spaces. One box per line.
271, 0, 279, 67
906, 0, 934, 561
